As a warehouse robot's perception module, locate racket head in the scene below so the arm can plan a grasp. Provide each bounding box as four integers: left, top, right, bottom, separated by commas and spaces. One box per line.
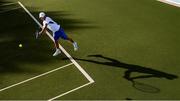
35, 30, 39, 39
132, 80, 160, 93
35, 26, 42, 39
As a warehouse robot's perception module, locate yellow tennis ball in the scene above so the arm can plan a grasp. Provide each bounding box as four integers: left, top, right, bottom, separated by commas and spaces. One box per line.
19, 44, 22, 48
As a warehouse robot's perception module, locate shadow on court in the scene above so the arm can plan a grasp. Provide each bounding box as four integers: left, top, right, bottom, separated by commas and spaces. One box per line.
63, 54, 178, 93
0, 0, 97, 74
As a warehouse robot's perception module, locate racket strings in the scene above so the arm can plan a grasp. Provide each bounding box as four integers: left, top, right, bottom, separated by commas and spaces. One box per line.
132, 81, 160, 93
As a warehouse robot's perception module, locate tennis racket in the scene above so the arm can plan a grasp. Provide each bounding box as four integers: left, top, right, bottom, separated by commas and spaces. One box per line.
35, 27, 41, 39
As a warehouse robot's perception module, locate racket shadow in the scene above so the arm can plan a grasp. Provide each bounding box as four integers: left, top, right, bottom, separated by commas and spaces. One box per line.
131, 80, 160, 93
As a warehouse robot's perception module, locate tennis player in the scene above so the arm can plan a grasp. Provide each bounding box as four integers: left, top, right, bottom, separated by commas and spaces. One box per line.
38, 12, 78, 56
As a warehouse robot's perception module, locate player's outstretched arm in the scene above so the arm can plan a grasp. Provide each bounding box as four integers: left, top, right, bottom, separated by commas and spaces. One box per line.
39, 24, 47, 35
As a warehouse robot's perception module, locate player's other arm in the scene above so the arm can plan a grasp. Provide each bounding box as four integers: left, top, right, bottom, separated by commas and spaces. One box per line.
39, 24, 47, 35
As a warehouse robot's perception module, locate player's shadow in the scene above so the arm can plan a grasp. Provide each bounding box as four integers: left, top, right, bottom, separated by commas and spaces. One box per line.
0, 0, 97, 74
63, 54, 178, 92
72, 54, 178, 80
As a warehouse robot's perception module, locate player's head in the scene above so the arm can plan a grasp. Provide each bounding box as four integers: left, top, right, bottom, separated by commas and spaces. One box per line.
39, 12, 46, 20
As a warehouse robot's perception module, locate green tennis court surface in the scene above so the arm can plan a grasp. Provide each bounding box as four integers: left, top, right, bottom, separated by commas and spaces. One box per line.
0, 0, 180, 100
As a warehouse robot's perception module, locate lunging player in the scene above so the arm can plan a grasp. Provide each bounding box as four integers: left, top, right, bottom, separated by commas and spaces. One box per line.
38, 12, 78, 56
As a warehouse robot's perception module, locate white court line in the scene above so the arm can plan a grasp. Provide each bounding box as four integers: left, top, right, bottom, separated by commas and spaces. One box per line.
158, 0, 180, 7
165, 0, 180, 4
0, 63, 73, 92
48, 82, 94, 101
17, 1, 95, 83
18, 2, 95, 100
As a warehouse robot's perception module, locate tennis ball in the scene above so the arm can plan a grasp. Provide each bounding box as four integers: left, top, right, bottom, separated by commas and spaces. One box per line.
19, 44, 22, 48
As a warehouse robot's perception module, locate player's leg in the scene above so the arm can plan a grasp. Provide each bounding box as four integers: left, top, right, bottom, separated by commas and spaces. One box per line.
53, 32, 61, 56
67, 37, 78, 51
67, 37, 74, 43
59, 28, 78, 51
54, 40, 60, 49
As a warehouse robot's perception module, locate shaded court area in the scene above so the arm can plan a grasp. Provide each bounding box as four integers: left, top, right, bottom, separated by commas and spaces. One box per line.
0, 0, 94, 100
